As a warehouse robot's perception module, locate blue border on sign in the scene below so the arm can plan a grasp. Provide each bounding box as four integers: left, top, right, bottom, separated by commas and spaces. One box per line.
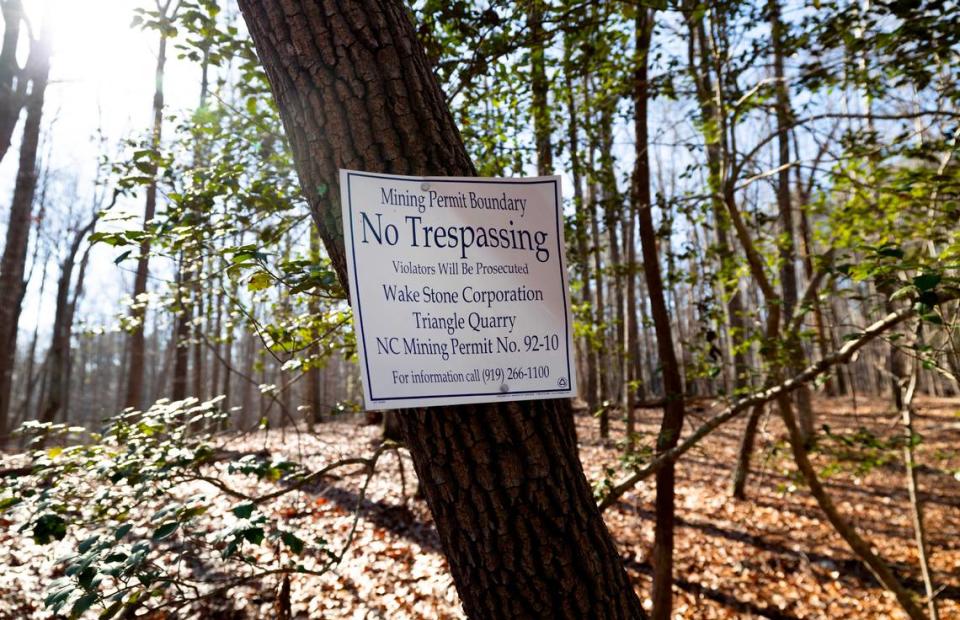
346, 171, 573, 402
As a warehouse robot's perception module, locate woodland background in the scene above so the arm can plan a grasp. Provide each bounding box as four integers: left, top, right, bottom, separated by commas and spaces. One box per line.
0, 0, 958, 618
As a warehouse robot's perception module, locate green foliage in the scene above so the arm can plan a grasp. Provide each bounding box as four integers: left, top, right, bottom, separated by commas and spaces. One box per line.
4, 399, 343, 617
86, 0, 357, 401
24, 0, 960, 610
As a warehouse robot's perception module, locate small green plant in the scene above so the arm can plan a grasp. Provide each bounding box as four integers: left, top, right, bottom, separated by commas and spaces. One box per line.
2, 398, 388, 618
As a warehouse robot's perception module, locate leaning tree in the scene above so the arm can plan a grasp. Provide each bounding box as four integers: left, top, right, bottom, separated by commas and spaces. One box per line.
235, 1, 646, 618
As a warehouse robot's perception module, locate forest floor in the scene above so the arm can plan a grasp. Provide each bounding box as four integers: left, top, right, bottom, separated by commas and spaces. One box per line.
1, 395, 959, 619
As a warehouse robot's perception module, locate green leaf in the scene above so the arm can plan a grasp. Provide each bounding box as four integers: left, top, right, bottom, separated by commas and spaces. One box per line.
78, 536, 99, 553
151, 521, 179, 541
0, 496, 21, 511
44, 583, 74, 612
222, 539, 239, 558
99, 601, 123, 619
71, 592, 98, 618
913, 272, 941, 292
241, 526, 264, 545
133, 160, 155, 174
889, 285, 914, 301
90, 232, 125, 247
232, 503, 255, 519
33, 513, 67, 544
281, 531, 304, 554
78, 566, 97, 589
917, 290, 940, 306
247, 270, 272, 292
114, 523, 133, 540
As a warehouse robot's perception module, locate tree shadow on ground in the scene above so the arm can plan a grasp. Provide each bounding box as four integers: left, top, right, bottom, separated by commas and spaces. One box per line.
617, 503, 960, 602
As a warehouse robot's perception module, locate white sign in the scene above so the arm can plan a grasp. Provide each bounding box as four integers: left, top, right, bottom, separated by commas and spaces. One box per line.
340, 170, 578, 410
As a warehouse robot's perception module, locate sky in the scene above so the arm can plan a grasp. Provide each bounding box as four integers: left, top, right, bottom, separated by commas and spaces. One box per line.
5, 0, 209, 337
0, 0, 858, 344
1, 0, 706, 344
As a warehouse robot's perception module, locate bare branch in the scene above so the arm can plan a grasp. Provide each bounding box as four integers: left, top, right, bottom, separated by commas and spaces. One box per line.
598, 304, 920, 511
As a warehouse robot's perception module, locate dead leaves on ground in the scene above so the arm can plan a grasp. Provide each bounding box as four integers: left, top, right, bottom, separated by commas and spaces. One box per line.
1, 395, 958, 618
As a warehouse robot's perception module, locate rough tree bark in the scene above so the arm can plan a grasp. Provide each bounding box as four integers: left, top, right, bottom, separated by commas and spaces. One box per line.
0, 26, 49, 440
236, 1, 645, 618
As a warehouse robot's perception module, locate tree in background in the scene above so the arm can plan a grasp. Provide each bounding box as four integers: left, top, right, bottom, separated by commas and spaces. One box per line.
0, 21, 49, 441
0, 0, 957, 618
123, 0, 178, 410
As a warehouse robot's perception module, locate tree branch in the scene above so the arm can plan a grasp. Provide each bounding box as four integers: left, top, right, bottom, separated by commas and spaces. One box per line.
598, 304, 919, 511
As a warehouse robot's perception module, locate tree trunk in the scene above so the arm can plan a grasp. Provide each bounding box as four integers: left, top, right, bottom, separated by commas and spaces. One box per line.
528, 0, 551, 177
0, 0, 25, 164
778, 390, 926, 620
210, 270, 223, 405
793, 138, 837, 395
626, 8, 654, 452
600, 106, 625, 415
306, 228, 323, 425
563, 51, 598, 422
240, 334, 256, 429
62, 239, 93, 424
0, 27, 49, 440
590, 164, 610, 438
15, 201, 48, 423
39, 215, 97, 424
192, 282, 205, 399
685, 10, 747, 394
688, 6, 790, 496
124, 5, 172, 409
730, 402, 763, 499
171, 251, 191, 401
237, 2, 645, 617
582, 66, 610, 437
898, 352, 939, 620
769, 0, 815, 444
190, 29, 212, 405
631, 9, 684, 619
